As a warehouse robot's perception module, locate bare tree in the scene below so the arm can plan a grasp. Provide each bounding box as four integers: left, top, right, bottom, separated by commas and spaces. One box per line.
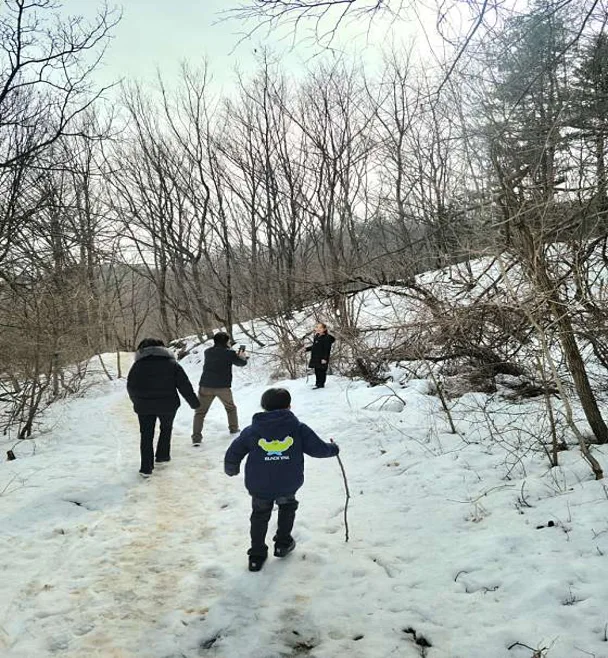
228, 0, 401, 48
0, 1, 119, 439
0, 0, 120, 169
219, 55, 316, 316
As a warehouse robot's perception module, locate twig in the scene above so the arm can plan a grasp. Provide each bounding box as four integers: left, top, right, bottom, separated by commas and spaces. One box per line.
519, 481, 532, 508
331, 438, 350, 542
96, 353, 113, 381
361, 385, 407, 411
0, 473, 28, 497
507, 641, 548, 656
448, 483, 514, 504
507, 641, 536, 651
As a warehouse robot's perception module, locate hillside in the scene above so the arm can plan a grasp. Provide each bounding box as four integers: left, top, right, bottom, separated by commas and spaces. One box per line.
1, 307, 608, 657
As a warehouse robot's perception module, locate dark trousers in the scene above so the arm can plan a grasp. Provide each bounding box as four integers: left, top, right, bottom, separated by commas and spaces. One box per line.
314, 365, 328, 388
138, 412, 176, 474
249, 495, 299, 557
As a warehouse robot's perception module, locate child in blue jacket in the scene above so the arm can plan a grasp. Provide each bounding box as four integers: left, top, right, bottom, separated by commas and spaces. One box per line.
224, 388, 339, 571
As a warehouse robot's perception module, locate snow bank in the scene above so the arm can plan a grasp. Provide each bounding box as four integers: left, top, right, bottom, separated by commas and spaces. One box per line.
1, 343, 607, 657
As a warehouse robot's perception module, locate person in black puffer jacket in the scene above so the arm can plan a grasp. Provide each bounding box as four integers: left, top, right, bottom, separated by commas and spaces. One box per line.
225, 387, 339, 572
304, 322, 335, 389
127, 338, 200, 477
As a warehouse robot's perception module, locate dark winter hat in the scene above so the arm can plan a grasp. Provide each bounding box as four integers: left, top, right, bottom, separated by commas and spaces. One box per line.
213, 332, 231, 347
261, 388, 291, 411
136, 338, 165, 350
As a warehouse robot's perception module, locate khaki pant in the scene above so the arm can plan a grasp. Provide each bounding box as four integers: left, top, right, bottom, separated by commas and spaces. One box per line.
192, 387, 239, 442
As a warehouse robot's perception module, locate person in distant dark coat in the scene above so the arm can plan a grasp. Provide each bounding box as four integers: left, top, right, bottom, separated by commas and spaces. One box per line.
305, 322, 335, 389
224, 387, 339, 572
127, 338, 200, 477
191, 332, 249, 446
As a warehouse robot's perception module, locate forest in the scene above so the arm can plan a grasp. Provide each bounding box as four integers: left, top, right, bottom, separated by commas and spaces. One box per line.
1, 0, 607, 482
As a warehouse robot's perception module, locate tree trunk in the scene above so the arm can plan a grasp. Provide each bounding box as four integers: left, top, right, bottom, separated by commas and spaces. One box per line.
552, 304, 608, 443
519, 224, 608, 443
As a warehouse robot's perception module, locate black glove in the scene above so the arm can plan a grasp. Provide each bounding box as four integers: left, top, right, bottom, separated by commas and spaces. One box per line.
332, 443, 340, 455
225, 464, 240, 476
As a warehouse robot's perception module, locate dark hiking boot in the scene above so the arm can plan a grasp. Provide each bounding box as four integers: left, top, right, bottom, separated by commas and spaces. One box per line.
229, 429, 241, 435
155, 458, 171, 464
274, 539, 296, 558
248, 553, 267, 572
139, 471, 152, 479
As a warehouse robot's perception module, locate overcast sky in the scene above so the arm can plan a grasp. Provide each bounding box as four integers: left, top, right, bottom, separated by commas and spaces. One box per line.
60, 0, 445, 92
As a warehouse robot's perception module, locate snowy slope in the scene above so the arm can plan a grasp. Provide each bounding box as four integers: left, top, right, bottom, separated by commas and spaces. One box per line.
1, 344, 608, 658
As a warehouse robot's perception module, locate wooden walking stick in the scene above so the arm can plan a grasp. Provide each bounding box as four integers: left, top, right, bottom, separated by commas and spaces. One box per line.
330, 439, 350, 542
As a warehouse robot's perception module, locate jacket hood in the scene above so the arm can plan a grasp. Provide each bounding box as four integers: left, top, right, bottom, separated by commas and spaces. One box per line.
250, 409, 298, 435
134, 346, 176, 362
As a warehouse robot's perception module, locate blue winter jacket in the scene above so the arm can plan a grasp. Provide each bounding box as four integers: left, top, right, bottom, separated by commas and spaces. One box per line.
224, 409, 339, 499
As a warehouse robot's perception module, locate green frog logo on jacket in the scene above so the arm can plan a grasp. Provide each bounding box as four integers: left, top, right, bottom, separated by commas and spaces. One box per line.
258, 436, 294, 459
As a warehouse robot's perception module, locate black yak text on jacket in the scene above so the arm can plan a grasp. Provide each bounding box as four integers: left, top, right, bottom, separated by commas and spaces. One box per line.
224, 409, 338, 499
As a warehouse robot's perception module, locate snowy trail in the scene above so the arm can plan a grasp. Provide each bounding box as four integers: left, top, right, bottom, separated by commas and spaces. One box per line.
0, 374, 439, 658
1, 392, 227, 657
51, 396, 218, 656
3, 358, 608, 657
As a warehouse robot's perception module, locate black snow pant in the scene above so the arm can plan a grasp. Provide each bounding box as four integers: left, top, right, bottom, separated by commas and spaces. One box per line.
137, 412, 176, 474
314, 365, 328, 388
249, 495, 299, 557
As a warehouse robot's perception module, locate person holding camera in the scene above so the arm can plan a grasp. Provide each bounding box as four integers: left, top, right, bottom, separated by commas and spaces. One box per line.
304, 322, 335, 389
191, 332, 249, 446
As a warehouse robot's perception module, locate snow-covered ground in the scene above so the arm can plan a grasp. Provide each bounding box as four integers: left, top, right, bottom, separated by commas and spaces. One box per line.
1, 343, 608, 658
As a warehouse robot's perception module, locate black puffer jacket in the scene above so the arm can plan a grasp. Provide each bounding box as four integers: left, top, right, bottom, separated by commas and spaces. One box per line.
306, 333, 335, 368
199, 346, 248, 389
127, 346, 200, 415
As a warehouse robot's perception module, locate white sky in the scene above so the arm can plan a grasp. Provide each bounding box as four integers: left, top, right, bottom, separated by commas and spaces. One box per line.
60, 0, 449, 92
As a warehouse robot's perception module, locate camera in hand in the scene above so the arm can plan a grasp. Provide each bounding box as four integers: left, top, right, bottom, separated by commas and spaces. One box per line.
238, 344, 246, 353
